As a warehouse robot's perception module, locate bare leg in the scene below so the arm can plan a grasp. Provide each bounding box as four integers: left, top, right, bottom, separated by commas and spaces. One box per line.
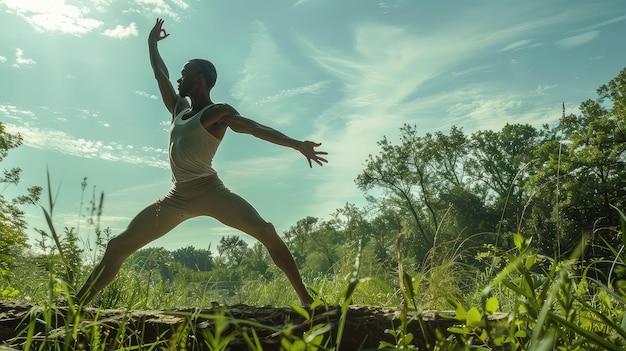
254, 222, 314, 304
77, 201, 186, 304
202, 186, 313, 305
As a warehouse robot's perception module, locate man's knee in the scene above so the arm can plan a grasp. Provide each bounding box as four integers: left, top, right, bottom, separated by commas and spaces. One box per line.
255, 222, 282, 245
105, 235, 134, 259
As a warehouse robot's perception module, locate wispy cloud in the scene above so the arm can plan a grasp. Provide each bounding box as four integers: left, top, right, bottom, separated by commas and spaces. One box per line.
293, 0, 314, 7
169, 0, 190, 10
555, 31, 600, 50
254, 81, 331, 106
134, 90, 159, 100
294, 8, 584, 218
102, 22, 138, 39
0, 56, 7, 63
580, 13, 626, 31
0, 104, 36, 122
0, 0, 103, 35
499, 39, 539, 52
13, 48, 36, 68
125, 0, 188, 20
4, 123, 169, 169
533, 84, 558, 96
231, 22, 324, 125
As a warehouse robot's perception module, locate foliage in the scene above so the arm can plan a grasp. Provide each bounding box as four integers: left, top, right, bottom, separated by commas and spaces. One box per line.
0, 122, 41, 299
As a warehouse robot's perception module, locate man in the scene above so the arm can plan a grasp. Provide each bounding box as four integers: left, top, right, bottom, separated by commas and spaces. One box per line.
77, 18, 327, 305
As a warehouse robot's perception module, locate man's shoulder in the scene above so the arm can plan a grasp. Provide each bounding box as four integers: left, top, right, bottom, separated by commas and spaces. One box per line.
210, 102, 238, 114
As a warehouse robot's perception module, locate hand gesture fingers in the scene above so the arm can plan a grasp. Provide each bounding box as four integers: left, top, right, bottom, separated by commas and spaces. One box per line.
149, 18, 170, 43
300, 141, 328, 168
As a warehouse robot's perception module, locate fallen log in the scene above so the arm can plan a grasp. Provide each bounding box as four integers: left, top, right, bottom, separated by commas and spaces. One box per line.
0, 302, 507, 350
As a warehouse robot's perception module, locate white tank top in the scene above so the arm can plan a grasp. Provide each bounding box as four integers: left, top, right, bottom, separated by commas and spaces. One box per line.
169, 104, 221, 182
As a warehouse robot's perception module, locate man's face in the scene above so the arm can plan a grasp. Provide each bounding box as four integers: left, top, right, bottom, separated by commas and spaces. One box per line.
177, 63, 201, 97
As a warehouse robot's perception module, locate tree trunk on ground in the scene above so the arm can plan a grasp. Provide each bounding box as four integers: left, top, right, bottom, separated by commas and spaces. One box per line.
0, 302, 507, 350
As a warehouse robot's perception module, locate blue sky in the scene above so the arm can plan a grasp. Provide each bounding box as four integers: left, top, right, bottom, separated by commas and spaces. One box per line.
1, 0, 625, 253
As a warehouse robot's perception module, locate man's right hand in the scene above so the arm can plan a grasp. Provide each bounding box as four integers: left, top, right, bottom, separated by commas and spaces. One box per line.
148, 18, 169, 44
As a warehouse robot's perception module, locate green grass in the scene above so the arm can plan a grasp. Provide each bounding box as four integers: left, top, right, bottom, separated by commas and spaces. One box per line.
3, 226, 626, 350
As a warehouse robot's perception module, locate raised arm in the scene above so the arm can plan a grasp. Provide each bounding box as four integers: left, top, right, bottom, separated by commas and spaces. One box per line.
217, 106, 328, 168
148, 18, 187, 116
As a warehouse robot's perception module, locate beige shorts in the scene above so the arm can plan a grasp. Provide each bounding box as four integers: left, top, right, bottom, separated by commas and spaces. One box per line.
120, 173, 269, 250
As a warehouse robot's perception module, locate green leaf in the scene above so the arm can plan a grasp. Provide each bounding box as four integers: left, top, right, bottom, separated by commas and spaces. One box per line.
378, 341, 396, 349
448, 299, 466, 320
525, 254, 536, 270
514, 330, 527, 338
448, 326, 470, 335
290, 304, 310, 320
513, 233, 523, 250
485, 296, 499, 314
466, 307, 482, 328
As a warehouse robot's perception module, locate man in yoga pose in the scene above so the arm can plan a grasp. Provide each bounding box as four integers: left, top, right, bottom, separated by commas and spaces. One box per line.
77, 18, 327, 305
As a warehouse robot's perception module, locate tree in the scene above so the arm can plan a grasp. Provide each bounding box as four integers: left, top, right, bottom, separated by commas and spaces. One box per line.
129, 247, 177, 282
468, 123, 540, 235
356, 126, 436, 249
172, 245, 214, 271
217, 236, 250, 268
0, 122, 41, 271
527, 69, 626, 257
283, 216, 322, 267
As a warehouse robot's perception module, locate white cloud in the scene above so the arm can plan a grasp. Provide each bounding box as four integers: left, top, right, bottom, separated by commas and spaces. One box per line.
293, 11, 586, 218
0, 104, 35, 121
169, 0, 189, 10
231, 22, 324, 125
0, 0, 103, 35
580, 13, 626, 31
102, 22, 138, 39
4, 123, 169, 169
254, 81, 331, 106
555, 31, 600, 50
499, 39, 535, 52
533, 84, 558, 96
126, 0, 184, 20
13, 48, 36, 68
91, 0, 114, 12
134, 90, 159, 100
0, 56, 7, 63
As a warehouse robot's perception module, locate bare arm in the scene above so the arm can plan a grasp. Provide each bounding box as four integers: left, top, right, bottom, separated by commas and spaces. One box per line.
148, 18, 187, 115
220, 109, 328, 167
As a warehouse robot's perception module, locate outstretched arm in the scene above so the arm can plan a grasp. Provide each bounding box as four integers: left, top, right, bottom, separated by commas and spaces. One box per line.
220, 111, 328, 168
148, 18, 187, 115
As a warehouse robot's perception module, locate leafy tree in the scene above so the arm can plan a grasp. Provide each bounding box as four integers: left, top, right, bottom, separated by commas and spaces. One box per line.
172, 245, 214, 271
363, 202, 402, 267
129, 247, 178, 282
356, 126, 436, 249
331, 203, 371, 247
216, 236, 250, 268
528, 69, 626, 257
240, 242, 271, 279
283, 216, 322, 267
283, 216, 346, 276
468, 123, 541, 234
356, 125, 483, 259
0, 122, 41, 271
